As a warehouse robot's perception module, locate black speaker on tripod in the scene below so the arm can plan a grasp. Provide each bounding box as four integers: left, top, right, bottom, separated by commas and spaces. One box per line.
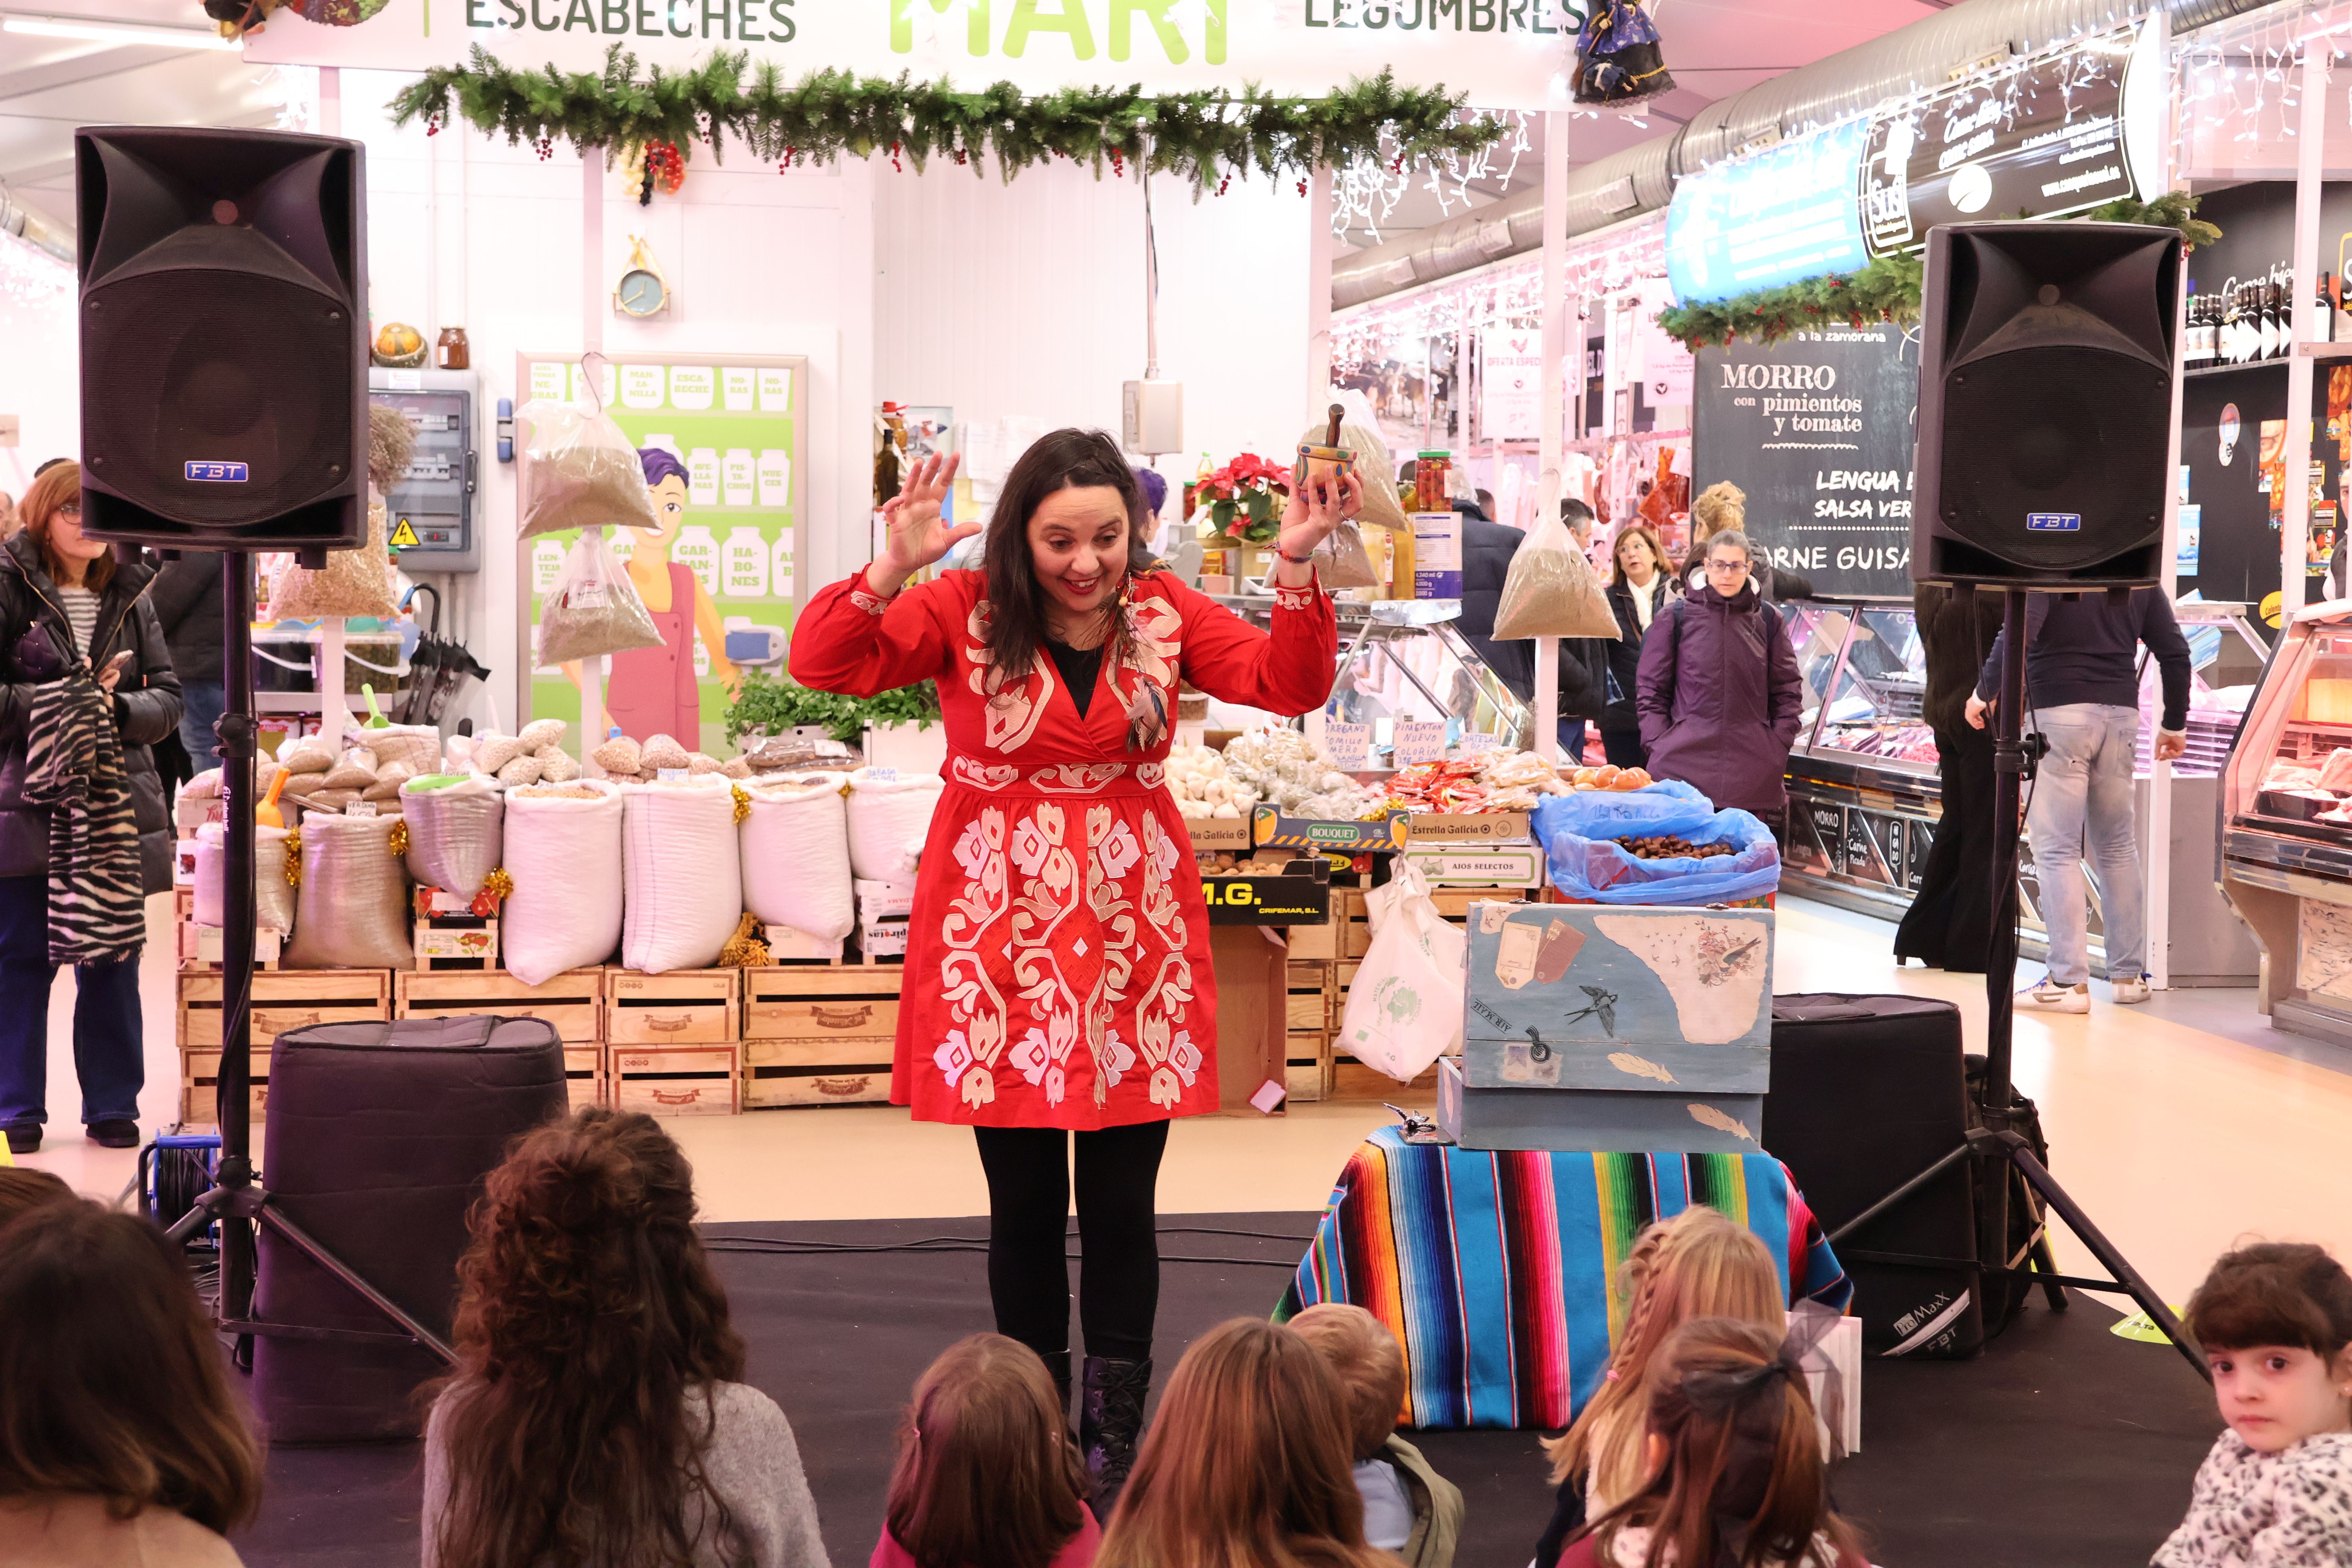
1913, 221, 2180, 589
75, 125, 366, 552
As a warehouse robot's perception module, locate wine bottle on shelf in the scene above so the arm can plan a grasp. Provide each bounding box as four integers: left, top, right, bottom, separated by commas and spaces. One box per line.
2259, 276, 2280, 360
2275, 273, 2292, 356
2193, 292, 2213, 369
2226, 283, 2247, 363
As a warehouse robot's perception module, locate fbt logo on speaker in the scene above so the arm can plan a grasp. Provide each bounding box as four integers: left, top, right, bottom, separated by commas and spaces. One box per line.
183, 461, 249, 483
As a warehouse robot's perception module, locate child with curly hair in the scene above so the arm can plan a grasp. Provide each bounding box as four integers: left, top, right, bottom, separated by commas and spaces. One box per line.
422, 1107, 828, 1568
2154, 1241, 2352, 1567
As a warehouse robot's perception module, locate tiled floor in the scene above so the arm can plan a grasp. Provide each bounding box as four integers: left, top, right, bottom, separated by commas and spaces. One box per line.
18, 893, 2352, 1306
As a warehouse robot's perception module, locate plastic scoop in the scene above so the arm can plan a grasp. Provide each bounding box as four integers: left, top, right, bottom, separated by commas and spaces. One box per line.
256, 767, 291, 830
360, 682, 389, 728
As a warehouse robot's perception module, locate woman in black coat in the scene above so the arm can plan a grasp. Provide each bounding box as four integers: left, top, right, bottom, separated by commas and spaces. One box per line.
0, 462, 183, 1155
1599, 523, 1673, 768
1893, 583, 2005, 973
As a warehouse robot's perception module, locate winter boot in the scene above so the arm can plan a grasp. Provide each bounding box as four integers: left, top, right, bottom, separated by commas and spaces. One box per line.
1080, 1354, 1152, 1519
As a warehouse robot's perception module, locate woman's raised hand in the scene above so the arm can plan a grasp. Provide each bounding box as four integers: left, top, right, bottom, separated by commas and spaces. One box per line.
879, 453, 975, 575
1274, 470, 1364, 563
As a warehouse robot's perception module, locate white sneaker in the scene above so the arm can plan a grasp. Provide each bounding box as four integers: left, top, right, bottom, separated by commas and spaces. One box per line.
2112, 977, 2152, 1004
2022, 978, 2090, 1014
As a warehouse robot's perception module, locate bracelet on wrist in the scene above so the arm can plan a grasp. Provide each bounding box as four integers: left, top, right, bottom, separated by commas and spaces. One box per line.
1277, 548, 1315, 565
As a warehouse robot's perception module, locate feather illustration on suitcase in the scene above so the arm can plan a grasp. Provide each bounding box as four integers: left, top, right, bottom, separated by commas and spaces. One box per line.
1608, 1051, 1677, 1084
1686, 1103, 1756, 1142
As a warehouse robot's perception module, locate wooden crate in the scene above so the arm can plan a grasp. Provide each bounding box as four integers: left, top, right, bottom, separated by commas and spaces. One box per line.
179, 1049, 267, 1127
397, 969, 605, 1043
742, 966, 900, 1042
744, 1039, 893, 1108
1283, 959, 1333, 1102
178, 924, 281, 970
1281, 889, 1363, 962
605, 970, 741, 1045
177, 969, 392, 1052
565, 1044, 605, 1110
414, 914, 499, 971
609, 1043, 741, 1115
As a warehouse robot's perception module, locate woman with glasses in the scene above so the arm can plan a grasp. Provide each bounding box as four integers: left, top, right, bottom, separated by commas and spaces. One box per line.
1635, 530, 1802, 823
0, 462, 182, 1156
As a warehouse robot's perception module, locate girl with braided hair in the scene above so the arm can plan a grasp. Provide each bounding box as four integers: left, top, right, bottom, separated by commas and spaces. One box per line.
791, 429, 1356, 1506
1561, 1318, 1866, 1568
1534, 1207, 1788, 1568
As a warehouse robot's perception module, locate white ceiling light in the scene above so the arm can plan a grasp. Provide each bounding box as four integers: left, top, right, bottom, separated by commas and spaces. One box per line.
0, 13, 240, 49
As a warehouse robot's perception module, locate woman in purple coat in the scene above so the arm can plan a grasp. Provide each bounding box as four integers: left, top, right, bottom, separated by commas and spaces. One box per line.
1635, 530, 1803, 820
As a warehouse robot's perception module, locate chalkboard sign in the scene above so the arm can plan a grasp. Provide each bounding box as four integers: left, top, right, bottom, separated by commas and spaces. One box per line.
1692, 324, 1920, 599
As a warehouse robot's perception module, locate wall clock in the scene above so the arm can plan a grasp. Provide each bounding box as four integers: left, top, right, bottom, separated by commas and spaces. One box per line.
614, 235, 672, 318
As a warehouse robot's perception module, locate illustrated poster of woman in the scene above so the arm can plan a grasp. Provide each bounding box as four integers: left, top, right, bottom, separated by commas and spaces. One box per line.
576, 448, 740, 745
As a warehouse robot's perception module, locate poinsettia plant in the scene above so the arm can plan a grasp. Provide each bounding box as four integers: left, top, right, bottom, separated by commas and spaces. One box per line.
1195, 452, 1292, 546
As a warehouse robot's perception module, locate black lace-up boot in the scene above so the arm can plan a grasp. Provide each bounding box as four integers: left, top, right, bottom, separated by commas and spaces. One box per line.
1079, 1354, 1152, 1517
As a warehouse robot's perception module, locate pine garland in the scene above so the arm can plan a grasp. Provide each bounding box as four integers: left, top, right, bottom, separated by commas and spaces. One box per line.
388, 44, 1504, 194
1653, 192, 2222, 351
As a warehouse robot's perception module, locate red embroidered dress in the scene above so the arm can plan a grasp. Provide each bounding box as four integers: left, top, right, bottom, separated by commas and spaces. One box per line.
789, 567, 1337, 1130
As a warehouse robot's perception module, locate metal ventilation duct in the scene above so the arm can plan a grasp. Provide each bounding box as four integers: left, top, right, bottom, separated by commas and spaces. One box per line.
1332, 0, 2279, 311
0, 186, 74, 268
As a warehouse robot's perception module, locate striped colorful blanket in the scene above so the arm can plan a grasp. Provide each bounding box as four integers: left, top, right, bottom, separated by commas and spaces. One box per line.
1275, 1129, 1852, 1430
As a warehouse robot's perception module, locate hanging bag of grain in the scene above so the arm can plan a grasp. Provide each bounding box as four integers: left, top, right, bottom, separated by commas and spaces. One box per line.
517, 397, 661, 538
400, 773, 505, 898
501, 780, 625, 985
739, 772, 853, 940
844, 767, 944, 882
269, 502, 400, 620
1493, 509, 1621, 641
193, 822, 296, 935
536, 532, 661, 664
621, 776, 745, 974
282, 811, 412, 970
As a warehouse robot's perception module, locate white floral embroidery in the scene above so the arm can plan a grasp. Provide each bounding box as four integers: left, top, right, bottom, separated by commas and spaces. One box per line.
1135, 762, 1165, 790
950, 757, 1021, 791
1011, 816, 1056, 877
1097, 820, 1142, 880
1169, 1029, 1202, 1086
1009, 1028, 1052, 1086
1029, 762, 1127, 795
1272, 578, 1323, 612
963, 600, 1053, 753
934, 1031, 975, 1080
849, 583, 896, 616
953, 820, 992, 881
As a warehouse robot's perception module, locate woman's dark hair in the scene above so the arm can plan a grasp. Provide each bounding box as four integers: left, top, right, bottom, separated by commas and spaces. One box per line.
0, 1165, 73, 1230
885, 1334, 1090, 1568
639, 447, 690, 489
979, 427, 1158, 693
1577, 1317, 1861, 1568
2186, 1241, 2352, 1357
1609, 524, 1669, 592
426, 1107, 747, 1568
0, 1199, 262, 1535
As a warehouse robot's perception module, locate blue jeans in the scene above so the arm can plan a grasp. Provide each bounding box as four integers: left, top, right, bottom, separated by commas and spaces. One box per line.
1558, 719, 1588, 765
2027, 704, 2144, 986
0, 875, 145, 1128
179, 680, 226, 773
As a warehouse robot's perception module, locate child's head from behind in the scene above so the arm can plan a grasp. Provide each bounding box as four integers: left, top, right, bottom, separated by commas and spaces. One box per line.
432, 1108, 745, 1568
1595, 1316, 1855, 1568
2185, 1241, 2352, 1453
1290, 1304, 1407, 1463
886, 1334, 1088, 1568
1547, 1206, 1785, 1497
1098, 1317, 1376, 1568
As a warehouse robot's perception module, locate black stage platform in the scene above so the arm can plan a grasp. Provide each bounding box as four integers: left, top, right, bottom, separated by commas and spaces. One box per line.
232, 1213, 2218, 1567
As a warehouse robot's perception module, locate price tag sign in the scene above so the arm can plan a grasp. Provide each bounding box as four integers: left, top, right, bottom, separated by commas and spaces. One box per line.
1455, 731, 1503, 759
345, 801, 378, 817
1393, 720, 1448, 766
657, 768, 688, 782
1322, 721, 1371, 771
865, 767, 899, 782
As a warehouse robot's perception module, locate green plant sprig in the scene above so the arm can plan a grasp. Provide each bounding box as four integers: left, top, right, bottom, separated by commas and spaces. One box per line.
388, 44, 1505, 195
725, 669, 939, 746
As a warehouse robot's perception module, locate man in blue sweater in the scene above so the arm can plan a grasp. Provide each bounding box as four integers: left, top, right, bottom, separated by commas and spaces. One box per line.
1966, 588, 2192, 1013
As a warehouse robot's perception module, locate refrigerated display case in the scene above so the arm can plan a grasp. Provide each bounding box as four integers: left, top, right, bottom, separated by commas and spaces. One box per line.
2220, 603, 2352, 1044
1784, 595, 2267, 983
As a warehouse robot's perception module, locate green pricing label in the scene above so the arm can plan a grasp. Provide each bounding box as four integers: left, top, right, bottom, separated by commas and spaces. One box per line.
1204, 879, 1257, 907
1307, 823, 1354, 845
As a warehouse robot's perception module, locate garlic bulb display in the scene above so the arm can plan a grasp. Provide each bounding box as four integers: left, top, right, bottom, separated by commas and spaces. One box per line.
1162, 741, 1258, 820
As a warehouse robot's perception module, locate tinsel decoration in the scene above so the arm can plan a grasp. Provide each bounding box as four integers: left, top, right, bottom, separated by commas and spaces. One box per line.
387, 819, 410, 857
731, 784, 752, 824
388, 45, 1504, 194
1573, 0, 1675, 107
716, 911, 770, 969
1653, 193, 2221, 351
283, 829, 302, 888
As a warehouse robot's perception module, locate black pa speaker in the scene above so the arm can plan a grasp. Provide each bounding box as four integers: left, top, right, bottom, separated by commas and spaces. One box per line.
1912, 221, 2180, 588
74, 126, 367, 552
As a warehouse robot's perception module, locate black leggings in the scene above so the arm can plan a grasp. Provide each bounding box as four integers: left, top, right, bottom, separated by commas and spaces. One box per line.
972, 1120, 1169, 1363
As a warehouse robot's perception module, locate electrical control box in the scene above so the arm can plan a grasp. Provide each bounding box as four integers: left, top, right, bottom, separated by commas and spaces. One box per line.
1121, 379, 1183, 457
368, 368, 480, 572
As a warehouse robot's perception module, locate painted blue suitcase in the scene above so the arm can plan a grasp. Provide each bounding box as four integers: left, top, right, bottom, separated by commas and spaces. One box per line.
1460, 902, 1773, 1094
1434, 1057, 1766, 1154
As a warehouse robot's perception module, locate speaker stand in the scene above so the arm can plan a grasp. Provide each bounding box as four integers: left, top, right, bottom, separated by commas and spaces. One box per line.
163, 551, 455, 1366
1824, 587, 2208, 1382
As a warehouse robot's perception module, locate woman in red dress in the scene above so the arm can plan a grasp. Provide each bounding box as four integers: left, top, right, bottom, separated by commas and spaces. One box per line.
790, 428, 1354, 1505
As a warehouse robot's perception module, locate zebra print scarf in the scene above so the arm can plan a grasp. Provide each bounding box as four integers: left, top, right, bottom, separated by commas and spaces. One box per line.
21, 664, 144, 965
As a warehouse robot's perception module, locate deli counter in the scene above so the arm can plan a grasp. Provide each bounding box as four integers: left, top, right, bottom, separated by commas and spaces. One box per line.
1782, 595, 2267, 984
2219, 603, 2352, 1045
